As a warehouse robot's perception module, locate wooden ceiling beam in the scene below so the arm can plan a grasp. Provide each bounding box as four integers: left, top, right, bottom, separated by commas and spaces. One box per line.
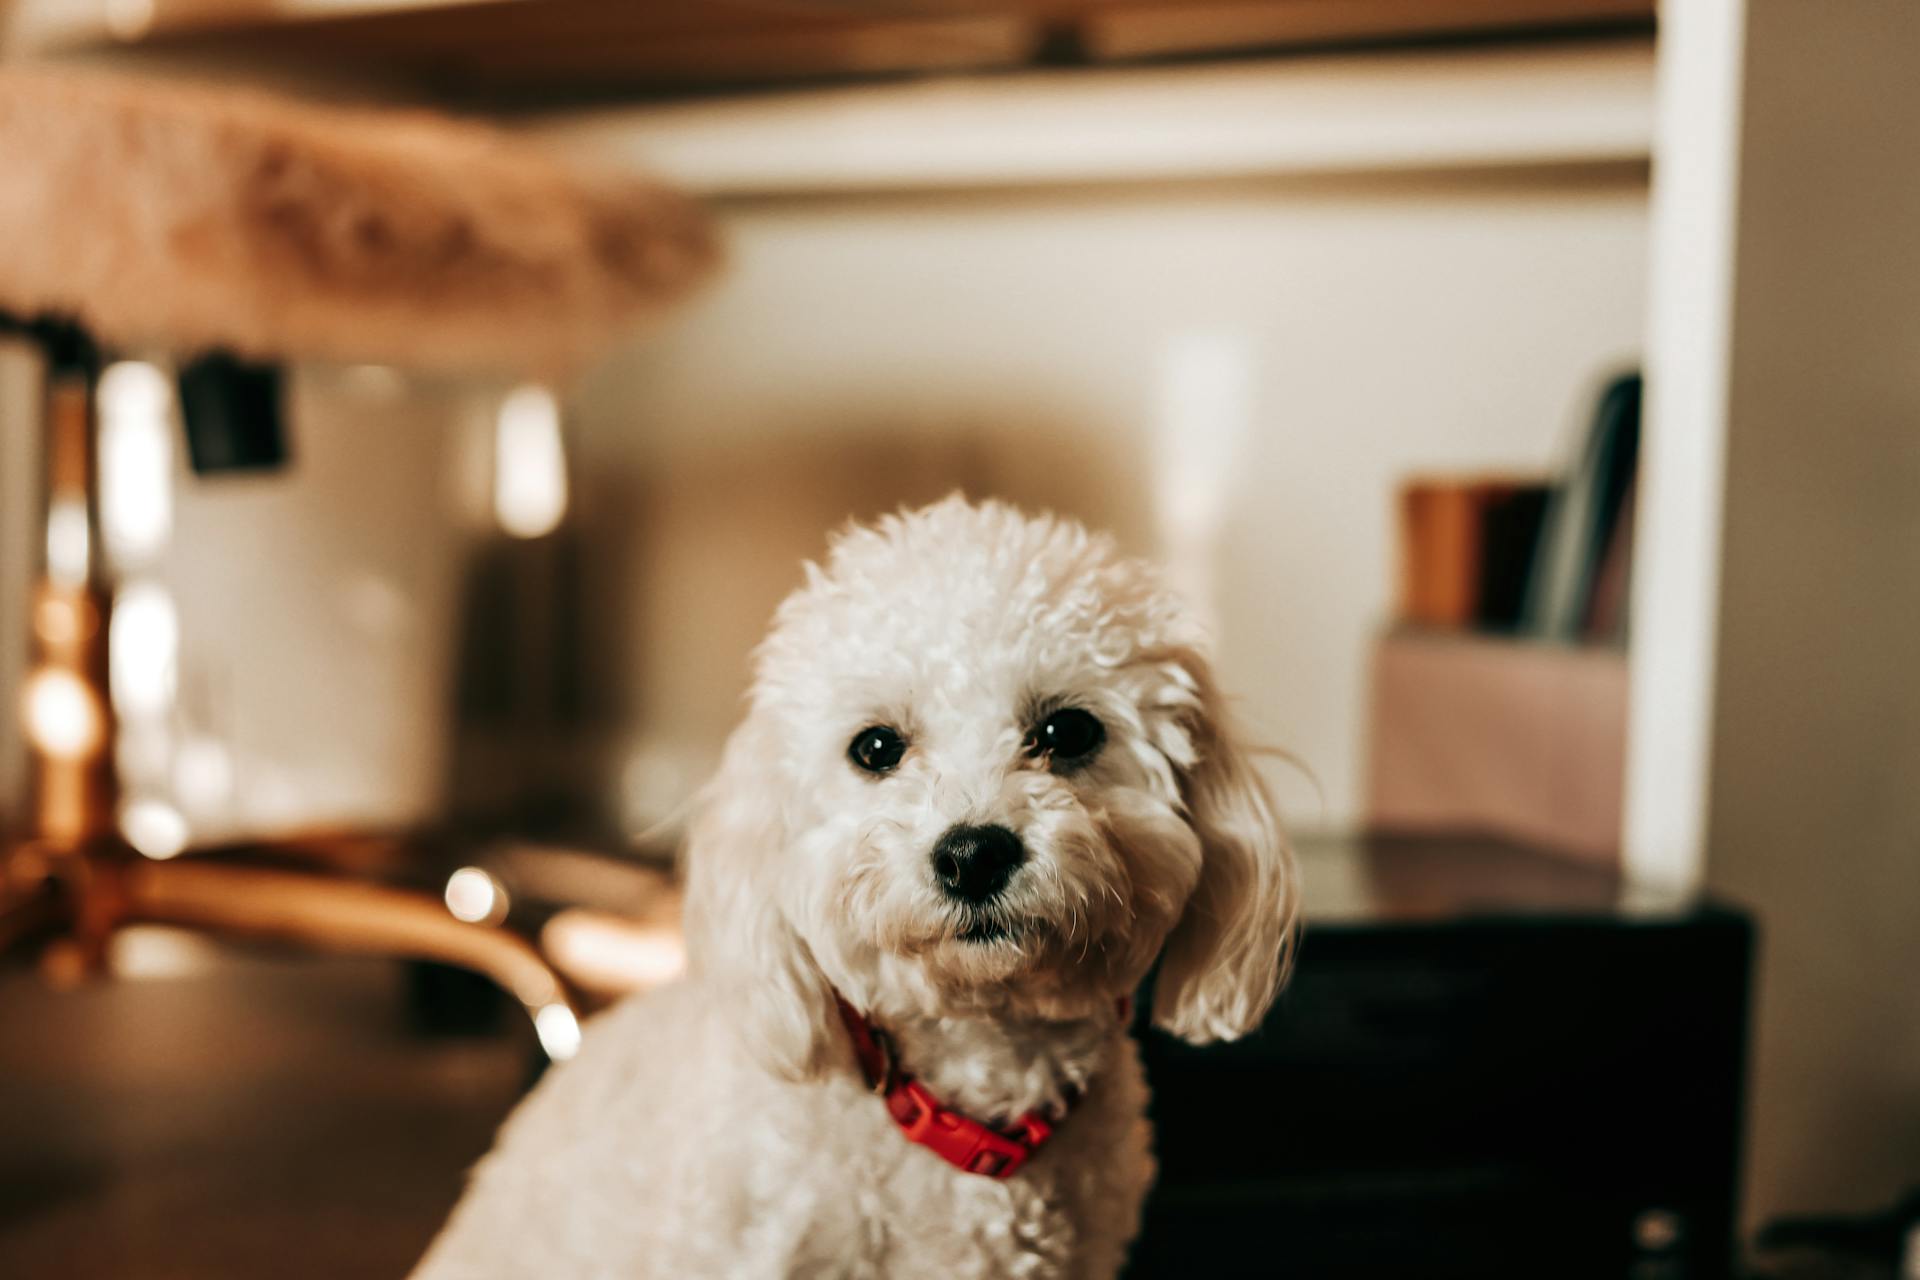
47, 0, 1655, 94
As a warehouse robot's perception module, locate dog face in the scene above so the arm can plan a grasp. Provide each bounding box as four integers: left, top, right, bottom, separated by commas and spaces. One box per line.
683, 497, 1297, 1077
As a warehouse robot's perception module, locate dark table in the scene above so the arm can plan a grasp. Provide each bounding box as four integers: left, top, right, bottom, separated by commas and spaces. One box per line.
1133, 835, 1753, 1280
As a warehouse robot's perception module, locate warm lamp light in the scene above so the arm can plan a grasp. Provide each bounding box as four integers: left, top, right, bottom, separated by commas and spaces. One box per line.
98, 360, 175, 568
542, 909, 689, 994
493, 384, 568, 539
534, 1002, 583, 1061
22, 666, 106, 761
108, 581, 178, 718
121, 798, 189, 860
444, 866, 511, 926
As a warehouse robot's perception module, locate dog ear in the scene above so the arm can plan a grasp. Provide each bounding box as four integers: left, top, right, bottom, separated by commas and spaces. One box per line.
681, 718, 840, 1081
1150, 648, 1300, 1045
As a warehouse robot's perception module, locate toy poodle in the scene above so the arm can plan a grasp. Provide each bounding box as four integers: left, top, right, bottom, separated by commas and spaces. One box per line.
414, 495, 1298, 1279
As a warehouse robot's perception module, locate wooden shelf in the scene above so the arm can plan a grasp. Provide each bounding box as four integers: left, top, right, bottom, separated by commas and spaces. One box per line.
533, 36, 1654, 196
24, 0, 1655, 96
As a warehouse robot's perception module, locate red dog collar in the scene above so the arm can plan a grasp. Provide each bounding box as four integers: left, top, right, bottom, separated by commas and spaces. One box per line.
833, 993, 1063, 1179
831, 993, 1131, 1180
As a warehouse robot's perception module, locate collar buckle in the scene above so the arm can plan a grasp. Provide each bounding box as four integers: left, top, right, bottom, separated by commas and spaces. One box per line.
886, 1079, 1049, 1178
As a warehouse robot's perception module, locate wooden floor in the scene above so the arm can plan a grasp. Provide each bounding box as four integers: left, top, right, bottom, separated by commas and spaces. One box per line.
0, 944, 530, 1279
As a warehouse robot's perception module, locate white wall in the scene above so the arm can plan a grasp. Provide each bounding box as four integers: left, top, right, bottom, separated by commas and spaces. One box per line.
1660, 0, 1920, 1223
148, 367, 489, 837
4, 356, 557, 840
1622, 0, 1745, 893
0, 44, 1652, 853
569, 171, 1650, 834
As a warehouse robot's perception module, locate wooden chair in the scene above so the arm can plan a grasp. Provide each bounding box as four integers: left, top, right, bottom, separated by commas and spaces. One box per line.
0, 67, 716, 1055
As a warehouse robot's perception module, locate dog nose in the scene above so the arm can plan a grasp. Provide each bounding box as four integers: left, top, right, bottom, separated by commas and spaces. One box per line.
931, 824, 1025, 903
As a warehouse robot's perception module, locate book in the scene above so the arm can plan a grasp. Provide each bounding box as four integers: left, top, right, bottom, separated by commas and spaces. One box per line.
1397, 478, 1550, 631
1477, 484, 1552, 632
1582, 473, 1636, 645
1519, 373, 1641, 641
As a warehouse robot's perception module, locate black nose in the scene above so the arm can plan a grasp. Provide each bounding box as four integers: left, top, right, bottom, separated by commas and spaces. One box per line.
931, 824, 1025, 904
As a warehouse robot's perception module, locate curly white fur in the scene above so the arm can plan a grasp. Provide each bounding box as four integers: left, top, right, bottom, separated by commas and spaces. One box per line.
414, 496, 1298, 1279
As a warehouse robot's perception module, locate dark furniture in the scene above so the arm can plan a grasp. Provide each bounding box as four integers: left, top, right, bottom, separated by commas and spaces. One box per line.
1131, 835, 1753, 1280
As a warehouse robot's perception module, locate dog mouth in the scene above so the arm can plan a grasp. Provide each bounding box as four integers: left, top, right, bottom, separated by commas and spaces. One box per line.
955, 911, 1024, 945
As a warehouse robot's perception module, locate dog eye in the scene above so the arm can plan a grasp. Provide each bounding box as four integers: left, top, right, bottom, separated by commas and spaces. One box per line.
848, 725, 907, 775
1025, 708, 1105, 765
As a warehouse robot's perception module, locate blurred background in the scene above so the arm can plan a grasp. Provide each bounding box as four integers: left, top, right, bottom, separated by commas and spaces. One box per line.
0, 2, 1914, 1278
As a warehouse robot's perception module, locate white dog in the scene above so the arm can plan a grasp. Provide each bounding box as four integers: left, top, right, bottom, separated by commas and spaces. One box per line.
414, 496, 1298, 1279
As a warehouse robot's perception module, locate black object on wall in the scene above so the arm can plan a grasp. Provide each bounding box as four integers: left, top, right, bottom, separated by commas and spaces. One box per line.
178, 352, 290, 473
